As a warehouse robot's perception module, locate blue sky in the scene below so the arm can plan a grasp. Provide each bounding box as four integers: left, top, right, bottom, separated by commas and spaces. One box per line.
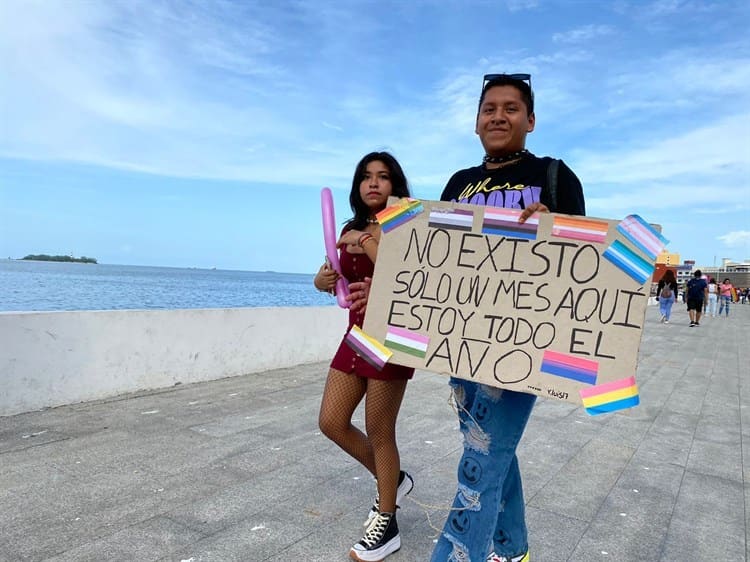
1, 0, 748, 273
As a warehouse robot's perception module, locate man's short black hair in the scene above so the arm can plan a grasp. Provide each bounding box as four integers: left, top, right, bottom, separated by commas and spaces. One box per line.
694, 269, 702, 278
478, 75, 534, 116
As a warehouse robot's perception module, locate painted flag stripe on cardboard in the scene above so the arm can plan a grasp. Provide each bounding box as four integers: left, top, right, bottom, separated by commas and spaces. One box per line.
552, 216, 609, 244
540, 350, 598, 385
428, 209, 474, 231
482, 208, 539, 240
384, 325, 429, 358
616, 214, 669, 260
603, 239, 654, 285
376, 200, 424, 234
345, 325, 392, 370
579, 376, 640, 415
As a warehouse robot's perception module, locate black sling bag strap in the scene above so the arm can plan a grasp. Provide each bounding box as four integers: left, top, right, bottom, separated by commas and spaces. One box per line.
545, 158, 559, 212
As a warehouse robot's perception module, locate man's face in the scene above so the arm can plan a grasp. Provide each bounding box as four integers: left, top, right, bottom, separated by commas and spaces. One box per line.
475, 85, 535, 156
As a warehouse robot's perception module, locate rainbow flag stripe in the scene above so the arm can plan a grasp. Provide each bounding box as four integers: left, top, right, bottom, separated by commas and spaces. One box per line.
603, 239, 654, 285
345, 325, 393, 370
376, 199, 424, 234
540, 350, 598, 385
384, 326, 429, 358
579, 376, 640, 415
552, 216, 609, 244
616, 214, 669, 260
482, 208, 539, 240
428, 209, 474, 231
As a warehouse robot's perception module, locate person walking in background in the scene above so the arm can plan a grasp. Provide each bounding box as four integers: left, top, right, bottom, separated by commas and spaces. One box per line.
431, 73, 585, 562
706, 277, 718, 317
657, 270, 678, 323
718, 278, 734, 317
313, 152, 414, 562
686, 270, 708, 327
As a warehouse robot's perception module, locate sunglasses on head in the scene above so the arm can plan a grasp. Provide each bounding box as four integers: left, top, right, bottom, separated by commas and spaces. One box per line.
482, 73, 532, 90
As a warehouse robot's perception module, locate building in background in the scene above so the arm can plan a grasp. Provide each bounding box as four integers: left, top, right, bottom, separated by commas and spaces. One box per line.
700, 258, 750, 288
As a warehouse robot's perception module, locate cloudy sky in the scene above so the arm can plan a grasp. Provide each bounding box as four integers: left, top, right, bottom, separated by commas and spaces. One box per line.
1, 0, 748, 273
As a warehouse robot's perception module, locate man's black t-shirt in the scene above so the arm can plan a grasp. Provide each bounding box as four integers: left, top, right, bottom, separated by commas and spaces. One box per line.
440, 153, 585, 216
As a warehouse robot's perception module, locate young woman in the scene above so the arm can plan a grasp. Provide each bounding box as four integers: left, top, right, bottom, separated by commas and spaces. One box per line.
706, 277, 718, 317
718, 278, 734, 317
314, 152, 414, 562
657, 270, 678, 323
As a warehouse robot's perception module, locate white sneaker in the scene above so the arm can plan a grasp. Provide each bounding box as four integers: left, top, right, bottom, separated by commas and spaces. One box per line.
350, 512, 400, 561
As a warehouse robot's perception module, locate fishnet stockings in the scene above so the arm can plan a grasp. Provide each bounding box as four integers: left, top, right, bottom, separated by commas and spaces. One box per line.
318, 368, 408, 513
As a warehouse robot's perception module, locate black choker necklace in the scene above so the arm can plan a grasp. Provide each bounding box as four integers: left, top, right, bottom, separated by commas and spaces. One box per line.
483, 149, 528, 165
366, 218, 378, 224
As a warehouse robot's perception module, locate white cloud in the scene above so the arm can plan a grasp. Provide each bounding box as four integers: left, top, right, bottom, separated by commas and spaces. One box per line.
552, 25, 615, 43
717, 231, 750, 247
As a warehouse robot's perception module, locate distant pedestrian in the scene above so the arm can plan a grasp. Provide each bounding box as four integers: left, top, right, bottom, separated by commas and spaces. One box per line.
657, 270, 678, 323
686, 270, 708, 327
718, 278, 734, 316
313, 151, 414, 562
706, 277, 718, 317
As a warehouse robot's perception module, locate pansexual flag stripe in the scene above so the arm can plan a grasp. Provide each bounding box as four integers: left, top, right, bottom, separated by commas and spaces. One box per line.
579, 376, 640, 415
482, 208, 539, 240
345, 325, 393, 371
616, 214, 669, 260
428, 209, 474, 231
384, 325, 429, 358
552, 216, 609, 244
376, 199, 424, 234
603, 239, 654, 285
540, 350, 598, 385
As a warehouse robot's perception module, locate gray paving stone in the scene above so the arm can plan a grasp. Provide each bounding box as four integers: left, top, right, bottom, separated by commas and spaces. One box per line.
1, 304, 748, 561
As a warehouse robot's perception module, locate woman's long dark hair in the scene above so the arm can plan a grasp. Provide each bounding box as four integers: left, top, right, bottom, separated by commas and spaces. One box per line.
661, 269, 676, 284
345, 151, 410, 231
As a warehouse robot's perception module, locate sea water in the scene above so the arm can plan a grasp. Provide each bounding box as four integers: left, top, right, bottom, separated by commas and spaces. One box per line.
0, 260, 336, 312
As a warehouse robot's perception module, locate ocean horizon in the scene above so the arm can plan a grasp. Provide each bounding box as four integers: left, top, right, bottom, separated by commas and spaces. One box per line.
0, 259, 336, 312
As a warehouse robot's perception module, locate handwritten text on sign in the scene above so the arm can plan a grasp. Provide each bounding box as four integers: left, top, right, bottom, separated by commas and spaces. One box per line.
362, 200, 666, 411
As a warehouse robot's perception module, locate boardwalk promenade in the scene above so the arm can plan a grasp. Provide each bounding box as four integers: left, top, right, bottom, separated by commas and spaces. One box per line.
1, 304, 748, 561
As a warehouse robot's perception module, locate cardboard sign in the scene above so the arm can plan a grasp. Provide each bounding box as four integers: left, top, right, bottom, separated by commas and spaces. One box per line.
362, 199, 667, 414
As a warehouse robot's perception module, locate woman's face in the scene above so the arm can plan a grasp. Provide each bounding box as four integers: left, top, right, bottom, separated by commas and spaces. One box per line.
359, 160, 393, 212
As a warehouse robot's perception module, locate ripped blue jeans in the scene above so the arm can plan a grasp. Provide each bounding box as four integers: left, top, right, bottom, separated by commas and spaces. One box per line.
430, 377, 536, 562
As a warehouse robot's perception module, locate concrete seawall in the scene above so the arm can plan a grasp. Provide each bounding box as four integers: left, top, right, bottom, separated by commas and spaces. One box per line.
0, 306, 348, 416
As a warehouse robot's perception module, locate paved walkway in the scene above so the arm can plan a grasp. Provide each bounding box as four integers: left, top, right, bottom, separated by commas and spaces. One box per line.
1, 303, 748, 562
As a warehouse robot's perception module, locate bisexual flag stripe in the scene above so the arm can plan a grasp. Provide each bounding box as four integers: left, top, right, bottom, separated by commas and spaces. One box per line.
540, 350, 598, 385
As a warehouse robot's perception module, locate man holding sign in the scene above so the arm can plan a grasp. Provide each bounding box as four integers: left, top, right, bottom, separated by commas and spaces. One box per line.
430, 74, 586, 562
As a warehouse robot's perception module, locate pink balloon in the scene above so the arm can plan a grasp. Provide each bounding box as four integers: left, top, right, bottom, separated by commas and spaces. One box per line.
321, 187, 350, 308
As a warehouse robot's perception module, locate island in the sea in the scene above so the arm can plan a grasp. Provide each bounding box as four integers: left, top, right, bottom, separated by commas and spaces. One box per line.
22, 254, 98, 264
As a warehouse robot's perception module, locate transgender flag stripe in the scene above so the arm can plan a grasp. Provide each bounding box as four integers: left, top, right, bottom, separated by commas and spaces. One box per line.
603, 239, 654, 285
616, 214, 669, 260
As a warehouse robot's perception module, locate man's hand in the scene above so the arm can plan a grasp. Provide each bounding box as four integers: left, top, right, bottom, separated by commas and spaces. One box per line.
518, 202, 549, 223
347, 277, 372, 312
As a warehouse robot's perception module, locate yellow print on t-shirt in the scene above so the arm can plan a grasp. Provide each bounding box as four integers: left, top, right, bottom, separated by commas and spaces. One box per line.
457, 178, 528, 200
